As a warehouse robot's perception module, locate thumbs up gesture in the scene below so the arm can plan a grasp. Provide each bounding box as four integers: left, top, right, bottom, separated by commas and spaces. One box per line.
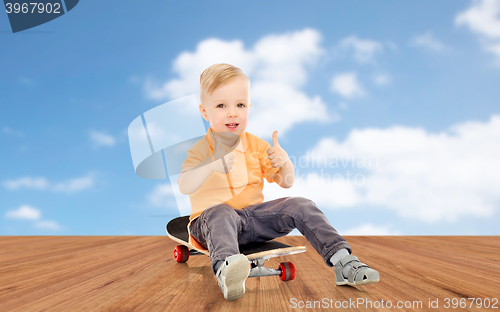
210, 133, 235, 174
267, 131, 289, 168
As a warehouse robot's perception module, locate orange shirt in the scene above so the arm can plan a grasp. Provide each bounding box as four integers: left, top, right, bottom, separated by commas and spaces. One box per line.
178, 127, 279, 220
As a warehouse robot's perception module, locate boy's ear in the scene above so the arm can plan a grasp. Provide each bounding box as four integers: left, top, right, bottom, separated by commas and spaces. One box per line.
199, 104, 209, 122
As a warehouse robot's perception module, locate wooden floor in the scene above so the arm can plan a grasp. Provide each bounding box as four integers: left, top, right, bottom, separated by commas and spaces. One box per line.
1, 236, 499, 312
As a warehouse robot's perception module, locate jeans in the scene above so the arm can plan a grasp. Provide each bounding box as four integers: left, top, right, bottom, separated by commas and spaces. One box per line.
188, 197, 352, 274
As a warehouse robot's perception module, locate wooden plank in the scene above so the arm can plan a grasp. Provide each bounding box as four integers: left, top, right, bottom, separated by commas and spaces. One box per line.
0, 236, 499, 311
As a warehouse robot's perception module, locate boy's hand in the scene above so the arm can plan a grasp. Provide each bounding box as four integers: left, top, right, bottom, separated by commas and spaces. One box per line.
267, 131, 289, 168
210, 133, 235, 174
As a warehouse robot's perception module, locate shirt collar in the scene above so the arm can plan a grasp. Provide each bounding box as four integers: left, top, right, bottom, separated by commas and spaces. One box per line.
207, 127, 247, 152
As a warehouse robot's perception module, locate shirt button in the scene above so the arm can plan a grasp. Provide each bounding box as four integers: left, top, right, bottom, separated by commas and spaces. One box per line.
231, 166, 236, 170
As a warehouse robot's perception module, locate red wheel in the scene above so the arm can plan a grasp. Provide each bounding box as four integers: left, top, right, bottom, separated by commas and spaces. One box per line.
279, 262, 295, 281
174, 245, 189, 263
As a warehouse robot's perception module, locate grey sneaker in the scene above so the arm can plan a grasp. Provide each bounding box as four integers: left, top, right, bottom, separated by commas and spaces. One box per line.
215, 254, 251, 301
334, 255, 380, 286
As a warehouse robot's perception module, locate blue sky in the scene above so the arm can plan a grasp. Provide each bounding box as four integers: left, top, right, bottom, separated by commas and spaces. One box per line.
1, 0, 499, 235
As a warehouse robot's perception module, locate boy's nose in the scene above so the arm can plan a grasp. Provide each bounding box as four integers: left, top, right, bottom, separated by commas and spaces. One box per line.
227, 108, 237, 118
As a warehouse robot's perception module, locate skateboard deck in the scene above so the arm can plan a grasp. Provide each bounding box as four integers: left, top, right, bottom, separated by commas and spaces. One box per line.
166, 216, 306, 281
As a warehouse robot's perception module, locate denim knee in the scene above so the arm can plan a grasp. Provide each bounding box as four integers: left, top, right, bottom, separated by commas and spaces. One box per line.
202, 204, 240, 228
282, 197, 320, 215
204, 204, 236, 218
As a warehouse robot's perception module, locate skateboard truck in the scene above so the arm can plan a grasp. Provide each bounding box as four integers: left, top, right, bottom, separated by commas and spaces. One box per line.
248, 258, 295, 281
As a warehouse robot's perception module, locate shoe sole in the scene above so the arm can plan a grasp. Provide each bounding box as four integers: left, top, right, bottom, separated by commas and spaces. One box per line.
220, 256, 250, 301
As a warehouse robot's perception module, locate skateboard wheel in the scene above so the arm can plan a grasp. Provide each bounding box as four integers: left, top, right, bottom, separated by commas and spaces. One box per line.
174, 245, 189, 263
279, 262, 295, 281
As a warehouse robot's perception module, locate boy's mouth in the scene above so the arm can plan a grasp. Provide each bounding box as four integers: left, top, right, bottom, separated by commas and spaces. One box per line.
225, 123, 239, 131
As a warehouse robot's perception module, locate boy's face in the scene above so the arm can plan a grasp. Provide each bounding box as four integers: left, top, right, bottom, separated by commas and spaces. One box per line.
200, 77, 250, 137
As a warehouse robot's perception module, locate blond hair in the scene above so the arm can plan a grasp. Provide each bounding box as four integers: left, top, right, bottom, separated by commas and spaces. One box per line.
200, 63, 249, 102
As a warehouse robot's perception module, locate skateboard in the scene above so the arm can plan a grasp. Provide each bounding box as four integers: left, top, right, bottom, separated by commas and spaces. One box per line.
166, 216, 306, 281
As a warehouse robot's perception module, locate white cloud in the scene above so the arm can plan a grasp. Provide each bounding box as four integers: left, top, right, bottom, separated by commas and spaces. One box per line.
330, 72, 365, 99
89, 130, 116, 148
455, 0, 500, 60
146, 38, 255, 103
339, 36, 384, 63
296, 115, 500, 223
247, 81, 331, 135
263, 173, 360, 209
5, 205, 41, 220
409, 33, 445, 52
3, 174, 94, 193
144, 28, 333, 137
252, 29, 324, 87
456, 0, 500, 38
35, 220, 61, 230
52, 174, 95, 193
3, 177, 48, 190
340, 224, 400, 236
373, 74, 391, 86
5, 205, 62, 231
148, 183, 175, 207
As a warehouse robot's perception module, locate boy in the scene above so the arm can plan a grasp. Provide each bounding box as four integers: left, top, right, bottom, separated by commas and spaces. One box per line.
178, 63, 379, 301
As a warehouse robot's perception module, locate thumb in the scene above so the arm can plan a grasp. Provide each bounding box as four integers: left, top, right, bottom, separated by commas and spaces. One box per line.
272, 130, 280, 147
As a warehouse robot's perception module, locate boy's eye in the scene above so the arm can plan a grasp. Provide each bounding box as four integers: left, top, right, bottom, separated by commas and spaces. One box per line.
237, 103, 245, 107
217, 104, 225, 108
